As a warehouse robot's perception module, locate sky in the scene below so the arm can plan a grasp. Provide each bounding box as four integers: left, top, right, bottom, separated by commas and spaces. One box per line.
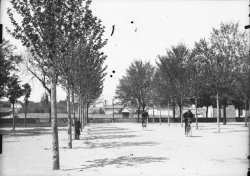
0, 0, 248, 105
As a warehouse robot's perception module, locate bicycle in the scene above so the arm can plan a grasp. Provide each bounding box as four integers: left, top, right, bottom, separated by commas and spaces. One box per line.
186, 120, 192, 137
142, 118, 147, 129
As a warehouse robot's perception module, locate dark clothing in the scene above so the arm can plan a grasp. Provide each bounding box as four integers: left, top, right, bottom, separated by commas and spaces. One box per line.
75, 120, 81, 139
183, 110, 194, 135
141, 112, 148, 127
142, 112, 148, 118
183, 110, 194, 123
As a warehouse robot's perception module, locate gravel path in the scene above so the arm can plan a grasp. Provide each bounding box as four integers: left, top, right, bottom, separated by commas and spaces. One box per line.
0, 122, 248, 176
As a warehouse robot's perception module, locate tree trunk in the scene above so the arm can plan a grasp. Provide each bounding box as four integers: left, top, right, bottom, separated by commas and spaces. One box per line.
78, 97, 80, 121
79, 98, 82, 131
24, 102, 27, 128
84, 103, 86, 127
159, 109, 161, 125
173, 105, 175, 123
179, 100, 183, 127
216, 92, 220, 133
87, 103, 89, 124
195, 98, 198, 130
49, 104, 51, 123
12, 103, 15, 130
219, 106, 221, 121
137, 106, 140, 123
84, 103, 86, 126
206, 105, 209, 118
153, 106, 155, 124
66, 83, 72, 149
245, 99, 247, 127
49, 93, 52, 123
82, 101, 84, 128
223, 105, 226, 125
51, 68, 60, 170
72, 89, 76, 140
238, 108, 241, 119
168, 101, 170, 126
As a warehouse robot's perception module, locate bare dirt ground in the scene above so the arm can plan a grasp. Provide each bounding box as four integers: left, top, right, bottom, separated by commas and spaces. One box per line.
0, 122, 248, 176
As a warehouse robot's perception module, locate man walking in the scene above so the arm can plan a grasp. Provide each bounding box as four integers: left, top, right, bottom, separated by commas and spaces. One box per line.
75, 119, 81, 140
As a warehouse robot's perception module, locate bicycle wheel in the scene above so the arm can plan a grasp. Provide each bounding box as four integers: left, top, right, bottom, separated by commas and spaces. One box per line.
187, 124, 192, 137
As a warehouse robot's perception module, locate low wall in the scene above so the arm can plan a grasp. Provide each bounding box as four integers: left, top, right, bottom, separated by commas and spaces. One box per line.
88, 117, 138, 123
0, 118, 68, 127
0, 117, 248, 127
147, 117, 248, 123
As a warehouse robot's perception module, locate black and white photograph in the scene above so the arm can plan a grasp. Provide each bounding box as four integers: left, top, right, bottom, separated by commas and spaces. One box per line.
0, 0, 249, 175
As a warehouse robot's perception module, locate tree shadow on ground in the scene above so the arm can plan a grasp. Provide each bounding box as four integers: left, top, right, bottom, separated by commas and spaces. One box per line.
63, 156, 168, 171
87, 130, 139, 135
0, 128, 65, 137
89, 126, 128, 130
142, 129, 155, 131
71, 141, 159, 150
81, 134, 139, 141
212, 129, 248, 133
188, 136, 202, 138
87, 127, 131, 133
85, 141, 160, 149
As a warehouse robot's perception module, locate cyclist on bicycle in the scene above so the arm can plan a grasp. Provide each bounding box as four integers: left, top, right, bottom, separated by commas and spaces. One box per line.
183, 110, 194, 135
141, 111, 148, 128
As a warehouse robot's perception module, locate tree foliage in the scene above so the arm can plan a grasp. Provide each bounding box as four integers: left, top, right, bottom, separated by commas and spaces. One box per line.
0, 40, 21, 98
115, 60, 154, 112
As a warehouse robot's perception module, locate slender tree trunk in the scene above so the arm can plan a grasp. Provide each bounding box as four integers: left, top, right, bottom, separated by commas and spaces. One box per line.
195, 98, 198, 130
85, 104, 87, 125
49, 93, 52, 123
12, 103, 15, 131
79, 98, 82, 131
223, 105, 226, 125
83, 103, 86, 126
159, 109, 161, 125
82, 101, 84, 128
216, 92, 220, 133
245, 99, 247, 127
180, 98, 183, 127
51, 68, 60, 170
78, 97, 80, 121
87, 103, 89, 124
168, 101, 170, 126
153, 106, 155, 124
49, 104, 51, 123
24, 102, 27, 128
72, 89, 76, 140
219, 106, 221, 121
238, 108, 241, 119
206, 105, 209, 118
84, 103, 86, 127
66, 83, 72, 149
137, 106, 140, 123
173, 105, 175, 123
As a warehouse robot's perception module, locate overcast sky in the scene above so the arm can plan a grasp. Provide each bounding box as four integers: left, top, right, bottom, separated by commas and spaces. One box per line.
1, 0, 248, 105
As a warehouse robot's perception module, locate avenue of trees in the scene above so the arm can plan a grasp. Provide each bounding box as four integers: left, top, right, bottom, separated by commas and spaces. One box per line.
115, 22, 249, 132
1, 0, 249, 171
6, 0, 107, 170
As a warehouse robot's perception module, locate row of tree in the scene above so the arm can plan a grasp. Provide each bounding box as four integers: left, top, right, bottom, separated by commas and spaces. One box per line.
116, 22, 249, 131
6, 0, 107, 170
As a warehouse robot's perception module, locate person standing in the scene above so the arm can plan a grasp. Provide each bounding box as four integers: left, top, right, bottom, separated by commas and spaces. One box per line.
75, 119, 81, 140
